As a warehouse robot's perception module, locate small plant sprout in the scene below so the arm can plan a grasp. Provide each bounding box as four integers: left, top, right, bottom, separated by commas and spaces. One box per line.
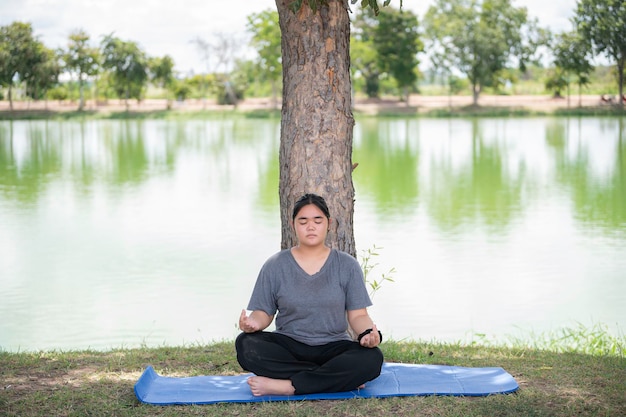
359, 244, 396, 297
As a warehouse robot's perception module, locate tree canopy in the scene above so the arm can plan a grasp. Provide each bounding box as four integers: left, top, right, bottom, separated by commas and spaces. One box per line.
1, 0, 625, 109
574, 0, 626, 106
0, 22, 52, 109
64, 29, 100, 110
551, 30, 593, 106
100, 34, 148, 109
247, 10, 282, 108
423, 0, 542, 105
375, 6, 423, 102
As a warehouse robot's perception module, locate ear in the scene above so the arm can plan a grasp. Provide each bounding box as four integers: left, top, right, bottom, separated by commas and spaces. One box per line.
327, 217, 332, 232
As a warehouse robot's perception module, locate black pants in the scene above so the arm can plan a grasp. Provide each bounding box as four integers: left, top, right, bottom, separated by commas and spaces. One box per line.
236, 331, 384, 395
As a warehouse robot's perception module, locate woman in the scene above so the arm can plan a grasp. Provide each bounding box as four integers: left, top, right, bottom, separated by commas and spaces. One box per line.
236, 193, 384, 396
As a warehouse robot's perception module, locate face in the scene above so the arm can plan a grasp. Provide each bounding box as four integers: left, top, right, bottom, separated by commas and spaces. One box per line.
292, 203, 330, 247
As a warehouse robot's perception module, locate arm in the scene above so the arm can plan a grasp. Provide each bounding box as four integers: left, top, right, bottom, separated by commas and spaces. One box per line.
347, 308, 381, 348
239, 309, 274, 333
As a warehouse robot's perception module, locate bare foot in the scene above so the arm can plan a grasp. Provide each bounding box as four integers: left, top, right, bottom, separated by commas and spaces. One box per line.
247, 376, 296, 396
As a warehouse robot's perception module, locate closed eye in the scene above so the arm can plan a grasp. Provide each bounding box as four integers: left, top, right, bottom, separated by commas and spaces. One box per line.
297, 216, 325, 225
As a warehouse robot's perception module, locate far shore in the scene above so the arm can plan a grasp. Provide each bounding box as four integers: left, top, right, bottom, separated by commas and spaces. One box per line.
1, 93, 623, 117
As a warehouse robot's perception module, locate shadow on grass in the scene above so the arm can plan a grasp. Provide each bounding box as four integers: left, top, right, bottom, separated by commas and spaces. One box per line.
1, 341, 624, 417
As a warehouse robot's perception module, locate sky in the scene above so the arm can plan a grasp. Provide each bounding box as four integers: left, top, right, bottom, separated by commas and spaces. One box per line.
0, 0, 578, 75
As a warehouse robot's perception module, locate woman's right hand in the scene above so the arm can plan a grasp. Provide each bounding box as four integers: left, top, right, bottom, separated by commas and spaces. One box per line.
239, 309, 261, 333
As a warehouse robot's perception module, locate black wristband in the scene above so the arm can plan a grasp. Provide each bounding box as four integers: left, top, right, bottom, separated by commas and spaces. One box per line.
357, 328, 383, 343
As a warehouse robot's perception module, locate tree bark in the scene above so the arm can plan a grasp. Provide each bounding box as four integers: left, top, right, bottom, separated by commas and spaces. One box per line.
276, 0, 356, 257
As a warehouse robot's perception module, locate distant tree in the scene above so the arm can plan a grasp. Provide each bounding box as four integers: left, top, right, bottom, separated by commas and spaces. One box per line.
375, 6, 423, 102
247, 9, 282, 109
190, 33, 242, 106
149, 55, 175, 109
545, 67, 568, 98
25, 45, 61, 104
190, 37, 212, 108
64, 30, 100, 110
185, 73, 216, 100
47, 84, 69, 104
212, 32, 242, 106
0, 22, 48, 110
173, 79, 192, 101
100, 34, 148, 110
424, 0, 545, 105
231, 58, 269, 97
552, 30, 593, 107
574, 0, 626, 108
350, 8, 381, 98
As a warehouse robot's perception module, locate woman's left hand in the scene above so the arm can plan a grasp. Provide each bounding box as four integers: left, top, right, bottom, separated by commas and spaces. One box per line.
359, 323, 381, 348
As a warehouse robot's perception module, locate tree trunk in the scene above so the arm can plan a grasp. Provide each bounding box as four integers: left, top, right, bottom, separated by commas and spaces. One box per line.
472, 84, 480, 106
271, 79, 278, 110
8, 86, 13, 111
578, 83, 582, 108
618, 57, 624, 109
567, 82, 570, 108
276, 0, 356, 257
78, 75, 85, 111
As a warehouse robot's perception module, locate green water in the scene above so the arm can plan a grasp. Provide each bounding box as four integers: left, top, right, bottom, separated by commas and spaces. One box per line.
0, 116, 624, 351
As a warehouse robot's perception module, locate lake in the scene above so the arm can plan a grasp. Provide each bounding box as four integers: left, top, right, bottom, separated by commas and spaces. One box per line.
0, 116, 624, 352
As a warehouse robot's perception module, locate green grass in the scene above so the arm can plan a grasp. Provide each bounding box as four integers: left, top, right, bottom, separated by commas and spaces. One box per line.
0, 108, 278, 121
1, 326, 624, 417
2, 97, 624, 121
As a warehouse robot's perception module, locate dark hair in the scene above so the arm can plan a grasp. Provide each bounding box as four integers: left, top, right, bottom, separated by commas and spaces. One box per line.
292, 193, 331, 221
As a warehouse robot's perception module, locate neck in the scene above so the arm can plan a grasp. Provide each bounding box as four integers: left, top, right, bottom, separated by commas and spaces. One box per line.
293, 244, 330, 256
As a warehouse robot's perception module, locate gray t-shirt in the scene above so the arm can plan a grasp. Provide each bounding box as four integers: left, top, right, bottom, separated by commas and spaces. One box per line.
247, 248, 372, 346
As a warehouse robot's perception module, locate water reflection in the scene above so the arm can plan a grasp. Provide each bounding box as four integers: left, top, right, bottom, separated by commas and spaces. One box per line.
0, 116, 624, 351
548, 118, 626, 234
423, 120, 525, 233
353, 118, 420, 215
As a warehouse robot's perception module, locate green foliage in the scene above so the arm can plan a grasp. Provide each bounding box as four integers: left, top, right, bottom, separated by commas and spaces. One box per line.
173, 79, 193, 101
215, 80, 245, 105
448, 74, 468, 95
64, 30, 100, 79
149, 55, 175, 89
375, 6, 423, 101
500, 322, 625, 357
544, 67, 568, 98
550, 30, 593, 103
63, 29, 100, 110
424, 0, 543, 105
232, 59, 277, 98
574, 0, 626, 103
3, 0, 626, 109
149, 55, 176, 108
24, 46, 60, 100
100, 34, 148, 107
287, 0, 398, 15
246, 10, 282, 105
46, 85, 69, 102
351, 6, 422, 100
0, 21, 59, 105
185, 73, 216, 100
247, 10, 281, 80
351, 8, 383, 98
359, 245, 395, 297
0, 22, 35, 87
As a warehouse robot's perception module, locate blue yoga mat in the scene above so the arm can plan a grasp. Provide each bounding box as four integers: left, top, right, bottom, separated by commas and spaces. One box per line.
134, 362, 519, 405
